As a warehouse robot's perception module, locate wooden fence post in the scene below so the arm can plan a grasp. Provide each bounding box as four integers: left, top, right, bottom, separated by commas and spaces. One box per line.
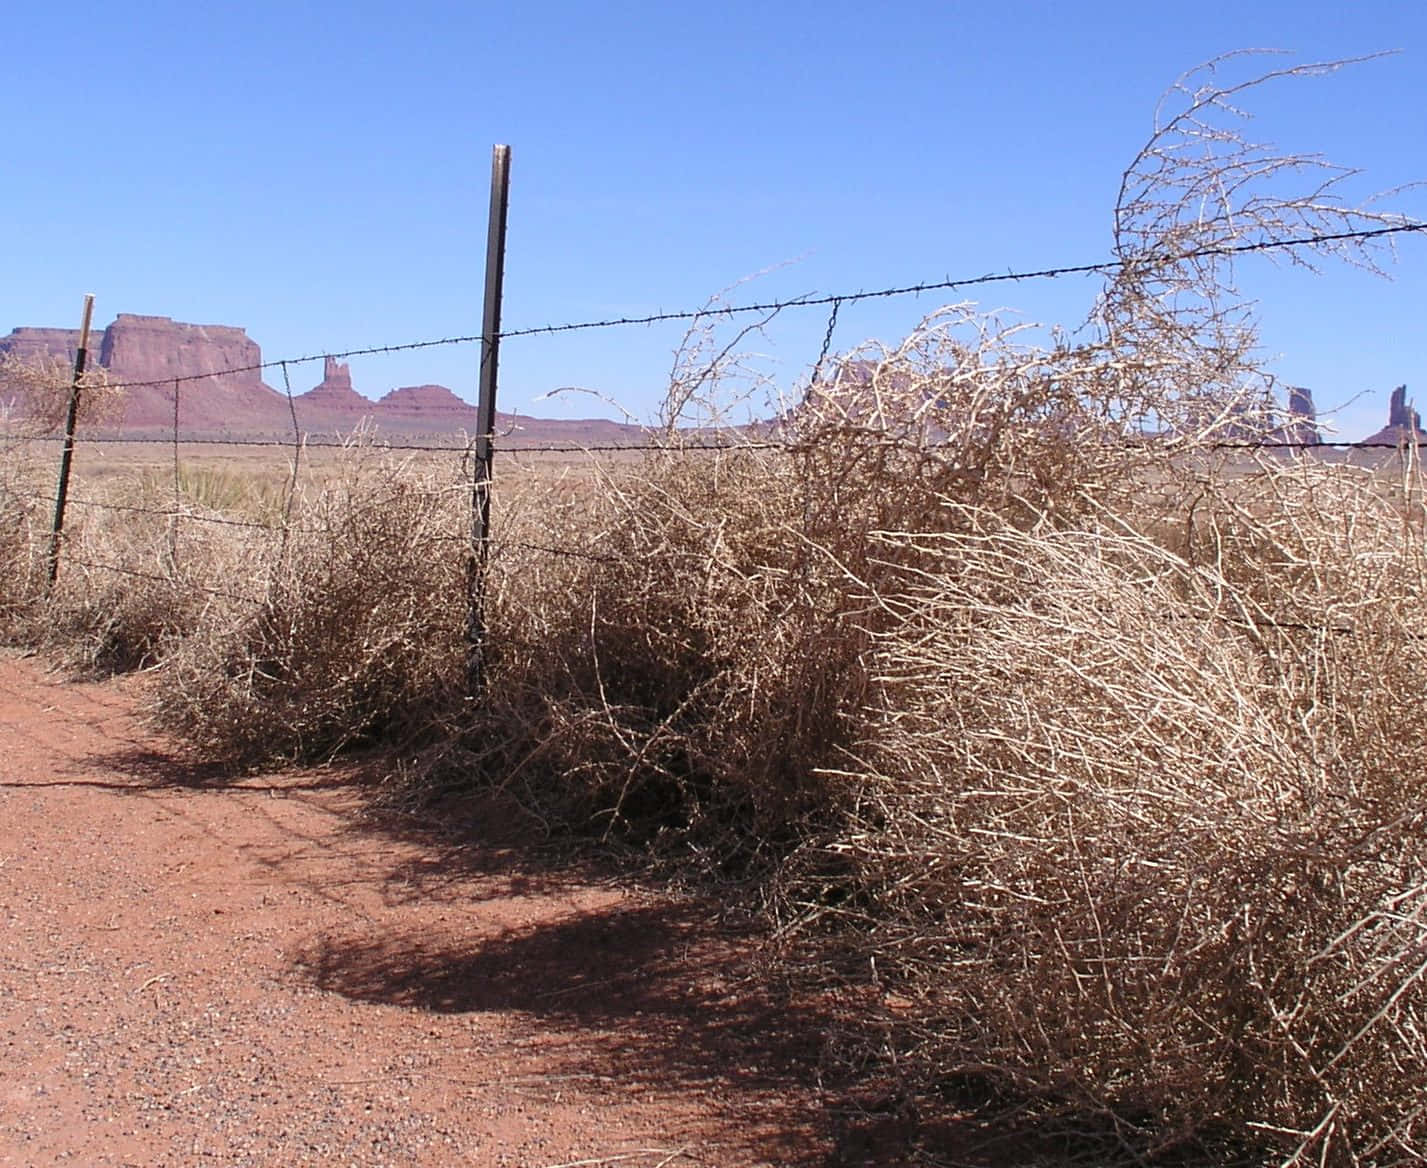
47, 293, 96, 590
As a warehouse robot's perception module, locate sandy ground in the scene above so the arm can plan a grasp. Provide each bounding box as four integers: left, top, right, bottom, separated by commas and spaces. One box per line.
0, 653, 889, 1167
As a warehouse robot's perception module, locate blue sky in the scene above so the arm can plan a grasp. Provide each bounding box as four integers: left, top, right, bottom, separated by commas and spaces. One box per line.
4, 0, 1424, 438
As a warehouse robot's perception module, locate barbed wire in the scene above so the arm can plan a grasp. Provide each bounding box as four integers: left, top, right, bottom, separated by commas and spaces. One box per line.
18, 430, 1427, 456
26, 491, 474, 540
83, 220, 1427, 394
23, 492, 275, 530
501, 539, 620, 564
61, 556, 265, 606
1206, 439, 1426, 450
21, 433, 482, 453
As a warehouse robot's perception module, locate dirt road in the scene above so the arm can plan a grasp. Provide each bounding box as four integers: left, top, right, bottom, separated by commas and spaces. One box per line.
0, 653, 857, 1167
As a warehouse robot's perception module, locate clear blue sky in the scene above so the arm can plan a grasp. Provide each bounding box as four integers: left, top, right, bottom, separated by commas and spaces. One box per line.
4, 0, 1424, 438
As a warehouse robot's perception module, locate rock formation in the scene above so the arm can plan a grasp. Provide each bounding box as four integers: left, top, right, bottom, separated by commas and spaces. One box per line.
2, 313, 646, 445
293, 357, 369, 418
1273, 385, 1321, 446
0, 327, 92, 366
321, 356, 352, 390
1362, 385, 1421, 446
102, 315, 293, 430
373, 384, 479, 431
378, 383, 473, 413
1, 315, 292, 433
1389, 384, 1421, 433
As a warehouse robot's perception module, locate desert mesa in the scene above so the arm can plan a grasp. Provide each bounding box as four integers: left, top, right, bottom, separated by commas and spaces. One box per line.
0, 313, 644, 447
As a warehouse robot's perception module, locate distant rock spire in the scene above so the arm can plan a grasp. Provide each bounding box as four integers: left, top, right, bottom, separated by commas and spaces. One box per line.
1387, 384, 1421, 434
1360, 384, 1421, 447
320, 356, 353, 392
297, 355, 366, 413
1278, 385, 1320, 446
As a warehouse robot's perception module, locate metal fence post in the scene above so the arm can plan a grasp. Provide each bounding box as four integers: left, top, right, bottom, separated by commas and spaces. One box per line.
467, 144, 512, 693
47, 293, 96, 590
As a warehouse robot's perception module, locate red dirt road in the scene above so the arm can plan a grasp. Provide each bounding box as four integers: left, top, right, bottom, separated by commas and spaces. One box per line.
0, 654, 857, 1167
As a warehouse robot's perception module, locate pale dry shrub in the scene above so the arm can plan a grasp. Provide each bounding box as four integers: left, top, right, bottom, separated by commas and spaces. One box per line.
459, 307, 1158, 854
152, 447, 470, 765
1098, 51, 1406, 438
452, 288, 1306, 856
0, 430, 178, 659
799, 491, 1426, 1163
464, 446, 860, 858
0, 437, 50, 633
0, 354, 159, 658
35, 471, 272, 674
0, 349, 121, 436
44, 514, 189, 673
456, 360, 1426, 1165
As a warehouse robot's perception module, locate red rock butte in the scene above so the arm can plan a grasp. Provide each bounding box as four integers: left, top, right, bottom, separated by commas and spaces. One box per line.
0, 313, 646, 447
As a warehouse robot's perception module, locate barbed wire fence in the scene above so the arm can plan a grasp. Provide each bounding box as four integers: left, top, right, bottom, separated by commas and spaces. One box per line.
9, 217, 1427, 641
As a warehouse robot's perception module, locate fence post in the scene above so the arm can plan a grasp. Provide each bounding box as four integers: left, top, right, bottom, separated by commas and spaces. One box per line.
467, 144, 512, 693
47, 293, 96, 590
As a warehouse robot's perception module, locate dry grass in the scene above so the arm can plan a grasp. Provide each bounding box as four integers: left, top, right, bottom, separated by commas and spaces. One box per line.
149, 446, 471, 765
804, 488, 1427, 1163
0, 348, 120, 436
453, 353, 1424, 1165
0, 440, 50, 634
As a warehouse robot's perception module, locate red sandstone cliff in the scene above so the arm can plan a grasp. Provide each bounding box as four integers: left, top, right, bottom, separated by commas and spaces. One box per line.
0, 315, 293, 433
2, 314, 645, 445
105, 315, 295, 432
